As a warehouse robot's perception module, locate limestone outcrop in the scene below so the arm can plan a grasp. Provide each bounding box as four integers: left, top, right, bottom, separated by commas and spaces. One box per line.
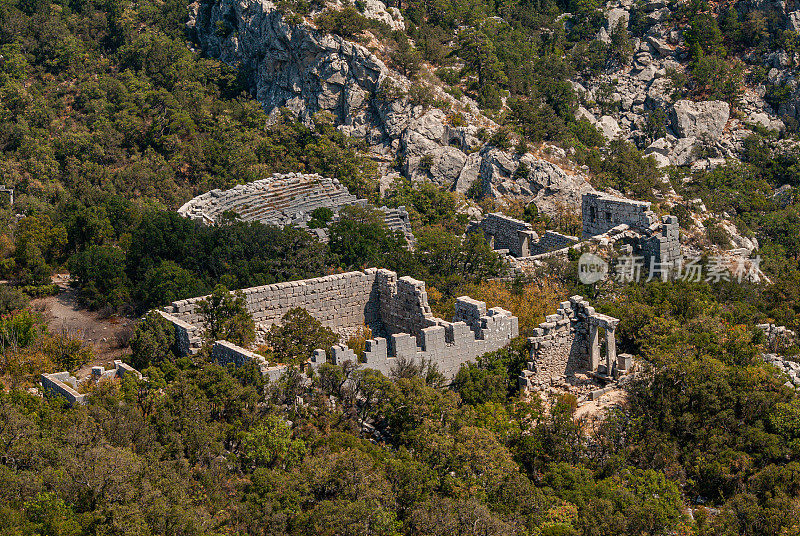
190, 0, 593, 215
574, 0, 792, 169
669, 100, 730, 140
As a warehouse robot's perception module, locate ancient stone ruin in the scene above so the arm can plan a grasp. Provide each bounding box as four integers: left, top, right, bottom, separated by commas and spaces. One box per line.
41, 361, 141, 405
177, 173, 414, 244
0, 185, 13, 207
159, 269, 518, 381
582, 192, 680, 266
518, 296, 631, 391
470, 212, 579, 258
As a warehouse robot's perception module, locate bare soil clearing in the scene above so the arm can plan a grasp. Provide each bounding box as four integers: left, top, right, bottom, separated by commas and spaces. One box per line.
30, 275, 135, 374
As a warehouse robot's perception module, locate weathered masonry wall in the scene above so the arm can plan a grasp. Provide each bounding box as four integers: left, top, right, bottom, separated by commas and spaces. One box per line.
42, 361, 142, 406
41, 372, 87, 405
161, 269, 519, 381
164, 270, 385, 337
474, 213, 539, 257
519, 296, 627, 390
582, 192, 656, 238
279, 298, 517, 380
163, 269, 455, 346
528, 230, 580, 256
0, 185, 13, 206
636, 215, 680, 265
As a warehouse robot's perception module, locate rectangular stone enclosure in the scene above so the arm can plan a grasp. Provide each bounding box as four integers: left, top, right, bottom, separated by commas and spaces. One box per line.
160, 269, 519, 380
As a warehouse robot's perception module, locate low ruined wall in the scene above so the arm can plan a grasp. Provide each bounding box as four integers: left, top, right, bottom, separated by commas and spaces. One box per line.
41, 372, 87, 405
529, 230, 579, 255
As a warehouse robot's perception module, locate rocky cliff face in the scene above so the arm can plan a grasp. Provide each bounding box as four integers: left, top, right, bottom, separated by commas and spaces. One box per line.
189, 0, 593, 215
575, 0, 798, 171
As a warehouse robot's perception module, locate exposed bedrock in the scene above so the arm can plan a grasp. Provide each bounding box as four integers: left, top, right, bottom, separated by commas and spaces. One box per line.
190, 0, 593, 215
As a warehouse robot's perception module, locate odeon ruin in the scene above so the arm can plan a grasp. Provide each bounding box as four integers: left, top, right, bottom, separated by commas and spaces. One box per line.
178, 173, 415, 244
158, 269, 520, 380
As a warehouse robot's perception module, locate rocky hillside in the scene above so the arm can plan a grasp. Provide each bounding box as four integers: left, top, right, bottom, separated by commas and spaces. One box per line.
188, 0, 800, 217
188, 0, 595, 216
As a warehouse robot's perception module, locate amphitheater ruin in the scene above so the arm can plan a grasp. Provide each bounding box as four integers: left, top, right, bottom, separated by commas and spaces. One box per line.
178, 173, 415, 244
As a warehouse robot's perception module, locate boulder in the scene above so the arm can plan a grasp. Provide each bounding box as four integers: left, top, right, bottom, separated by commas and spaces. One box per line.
597, 116, 621, 140
670, 100, 730, 140
606, 7, 629, 30
669, 136, 699, 166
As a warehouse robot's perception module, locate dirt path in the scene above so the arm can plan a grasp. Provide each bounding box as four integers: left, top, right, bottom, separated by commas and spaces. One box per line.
30, 276, 135, 374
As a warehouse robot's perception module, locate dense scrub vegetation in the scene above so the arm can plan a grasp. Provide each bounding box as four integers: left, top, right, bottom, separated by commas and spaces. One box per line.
2, 0, 800, 534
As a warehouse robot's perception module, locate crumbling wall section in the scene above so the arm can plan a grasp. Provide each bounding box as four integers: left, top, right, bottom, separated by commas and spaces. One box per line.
582, 192, 656, 238
357, 300, 518, 378
376, 270, 437, 337
158, 310, 203, 355
474, 213, 538, 257
529, 231, 580, 255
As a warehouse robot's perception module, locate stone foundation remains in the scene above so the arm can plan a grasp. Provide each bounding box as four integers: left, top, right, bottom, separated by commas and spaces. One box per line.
161, 269, 519, 381
178, 173, 414, 244
518, 296, 629, 390
41, 361, 141, 405
0, 185, 13, 207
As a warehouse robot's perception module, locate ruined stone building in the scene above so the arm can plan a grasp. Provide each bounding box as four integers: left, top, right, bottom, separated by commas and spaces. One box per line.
582, 192, 680, 266
518, 296, 629, 391
470, 212, 579, 258
159, 269, 518, 381
0, 185, 13, 207
41, 361, 141, 405
178, 173, 415, 244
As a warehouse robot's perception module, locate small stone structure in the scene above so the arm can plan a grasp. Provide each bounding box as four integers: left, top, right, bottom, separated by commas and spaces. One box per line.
177, 173, 414, 244
518, 296, 629, 390
471, 213, 579, 258
160, 269, 518, 380
582, 192, 680, 266
41, 361, 141, 405
0, 185, 13, 207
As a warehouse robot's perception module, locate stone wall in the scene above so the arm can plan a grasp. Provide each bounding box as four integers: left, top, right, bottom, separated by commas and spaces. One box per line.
164, 269, 520, 382
215, 297, 518, 382
519, 296, 623, 390
582, 192, 656, 238
41, 372, 87, 405
164, 269, 385, 338
636, 215, 681, 265
0, 185, 13, 206
41, 361, 141, 406
529, 231, 580, 256
473, 213, 538, 257
158, 311, 203, 355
